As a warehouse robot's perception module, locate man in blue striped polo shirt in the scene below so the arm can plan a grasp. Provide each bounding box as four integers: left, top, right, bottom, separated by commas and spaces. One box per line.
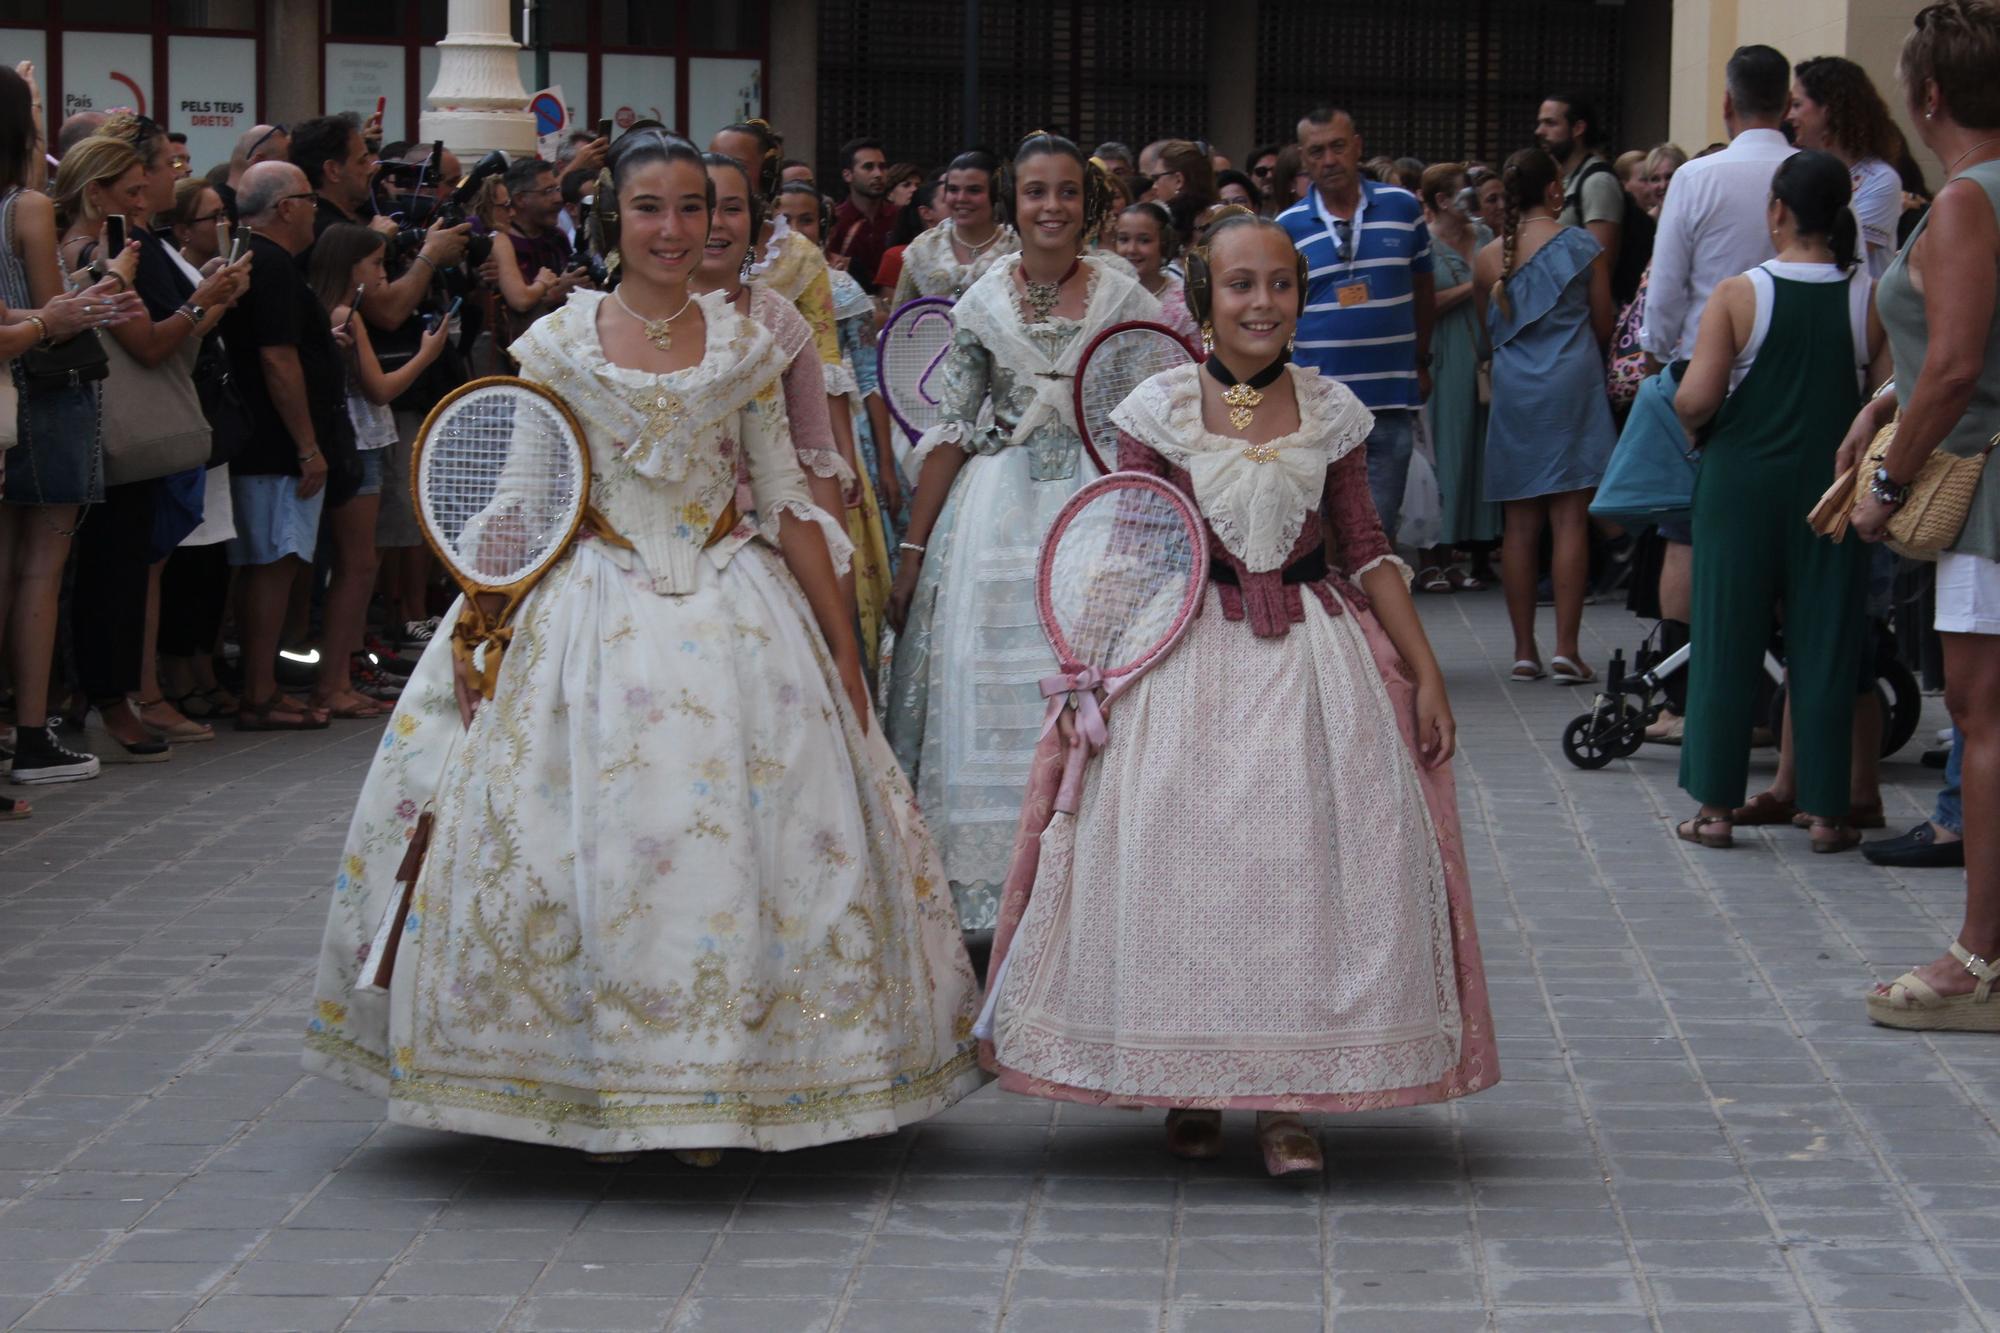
1276, 107, 1435, 535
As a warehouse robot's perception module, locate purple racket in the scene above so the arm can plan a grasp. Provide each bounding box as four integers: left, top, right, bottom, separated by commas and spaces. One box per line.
1035, 471, 1209, 813
876, 296, 956, 466
1074, 320, 1198, 474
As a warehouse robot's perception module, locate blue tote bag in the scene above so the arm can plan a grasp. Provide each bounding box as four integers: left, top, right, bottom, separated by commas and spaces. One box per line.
1589, 365, 1699, 526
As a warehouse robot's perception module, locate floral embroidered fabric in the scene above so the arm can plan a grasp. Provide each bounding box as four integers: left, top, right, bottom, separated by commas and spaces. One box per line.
891, 219, 1023, 305
304, 298, 983, 1154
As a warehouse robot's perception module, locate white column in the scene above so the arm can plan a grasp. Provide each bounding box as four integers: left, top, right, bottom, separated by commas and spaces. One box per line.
418, 0, 536, 159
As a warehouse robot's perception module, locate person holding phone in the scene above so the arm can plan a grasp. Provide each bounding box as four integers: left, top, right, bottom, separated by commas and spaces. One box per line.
306, 223, 449, 720
59, 117, 251, 766
492, 157, 588, 341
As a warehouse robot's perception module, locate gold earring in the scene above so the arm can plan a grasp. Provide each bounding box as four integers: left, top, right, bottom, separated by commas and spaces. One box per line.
1287, 333, 1296, 357
1201, 322, 1214, 355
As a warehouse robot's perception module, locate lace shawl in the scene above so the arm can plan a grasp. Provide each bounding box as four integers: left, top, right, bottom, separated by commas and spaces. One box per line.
893, 219, 1022, 304
1110, 362, 1375, 572
910, 252, 1159, 468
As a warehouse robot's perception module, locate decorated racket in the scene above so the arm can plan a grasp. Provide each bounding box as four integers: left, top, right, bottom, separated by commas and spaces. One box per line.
1073, 320, 1198, 475
358, 376, 591, 994
876, 296, 956, 465
413, 375, 591, 698
973, 470, 1209, 1038
1035, 471, 1210, 813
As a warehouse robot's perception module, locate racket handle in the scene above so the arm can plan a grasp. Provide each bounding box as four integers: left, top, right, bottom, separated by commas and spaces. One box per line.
1052, 731, 1090, 815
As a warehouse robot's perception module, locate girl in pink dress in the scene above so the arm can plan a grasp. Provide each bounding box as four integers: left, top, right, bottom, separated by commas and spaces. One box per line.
981, 216, 1497, 1176
1112, 202, 1200, 344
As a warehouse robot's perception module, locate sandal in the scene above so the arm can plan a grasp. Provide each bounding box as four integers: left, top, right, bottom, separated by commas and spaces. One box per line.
176, 686, 239, 720
1254, 1112, 1323, 1177
132, 696, 215, 744
1731, 791, 1799, 826
236, 696, 331, 731
1417, 565, 1451, 593
1164, 1108, 1224, 1160
1867, 942, 2000, 1031
1676, 811, 1734, 849
1791, 804, 1885, 831
1509, 659, 1546, 682
1445, 565, 1486, 592
316, 692, 390, 720
0, 794, 27, 820
1551, 655, 1596, 685
673, 1149, 724, 1169
1808, 817, 1862, 855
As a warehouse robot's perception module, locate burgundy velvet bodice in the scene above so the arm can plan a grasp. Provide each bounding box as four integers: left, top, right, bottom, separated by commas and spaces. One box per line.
1114, 429, 1395, 637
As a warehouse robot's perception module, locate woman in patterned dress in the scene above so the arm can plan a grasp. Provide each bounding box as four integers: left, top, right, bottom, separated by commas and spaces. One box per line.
303, 132, 982, 1161
883, 132, 1160, 942
891, 150, 1021, 306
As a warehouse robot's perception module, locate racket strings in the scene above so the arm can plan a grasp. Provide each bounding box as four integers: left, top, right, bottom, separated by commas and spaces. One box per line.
1077, 328, 1193, 463
1047, 489, 1200, 670
423, 389, 585, 587
880, 304, 956, 438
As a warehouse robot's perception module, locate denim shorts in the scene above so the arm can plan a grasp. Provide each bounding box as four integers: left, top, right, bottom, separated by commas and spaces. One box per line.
353, 447, 386, 497
227, 471, 326, 567
2, 378, 102, 507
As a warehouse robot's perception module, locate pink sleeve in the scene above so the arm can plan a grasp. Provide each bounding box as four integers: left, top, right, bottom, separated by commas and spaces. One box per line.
782, 350, 837, 458
1323, 447, 1393, 576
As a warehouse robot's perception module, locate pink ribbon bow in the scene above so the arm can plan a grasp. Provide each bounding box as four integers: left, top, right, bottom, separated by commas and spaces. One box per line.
1039, 664, 1109, 750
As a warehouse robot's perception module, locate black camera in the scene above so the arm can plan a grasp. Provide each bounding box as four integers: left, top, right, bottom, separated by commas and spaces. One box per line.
375, 144, 509, 270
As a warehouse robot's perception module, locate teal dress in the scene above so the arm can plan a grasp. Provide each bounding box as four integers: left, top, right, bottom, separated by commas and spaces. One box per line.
1430, 240, 1500, 543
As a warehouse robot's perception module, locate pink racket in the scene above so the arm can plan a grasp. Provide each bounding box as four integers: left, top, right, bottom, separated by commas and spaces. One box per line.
876, 296, 956, 465
1035, 471, 1210, 813
1073, 320, 1198, 474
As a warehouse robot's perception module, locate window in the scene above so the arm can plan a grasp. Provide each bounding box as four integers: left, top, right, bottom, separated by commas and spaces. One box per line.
169, 0, 256, 28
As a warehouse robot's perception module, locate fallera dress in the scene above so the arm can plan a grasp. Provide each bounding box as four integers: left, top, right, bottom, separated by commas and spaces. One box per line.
981, 363, 1498, 1111
302, 290, 984, 1153
884, 253, 1160, 932
892, 219, 1022, 305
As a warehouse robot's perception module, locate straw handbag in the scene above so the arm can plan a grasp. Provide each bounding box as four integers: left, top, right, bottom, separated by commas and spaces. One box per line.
1811, 414, 1999, 560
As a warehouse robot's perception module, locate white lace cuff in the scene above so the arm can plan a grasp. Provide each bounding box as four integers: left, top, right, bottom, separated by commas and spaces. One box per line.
1353, 552, 1413, 585
822, 362, 860, 398
908, 419, 975, 473
761, 498, 855, 575
797, 447, 857, 484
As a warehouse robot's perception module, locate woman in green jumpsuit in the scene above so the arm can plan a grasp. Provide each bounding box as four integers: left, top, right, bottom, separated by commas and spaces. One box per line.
1672, 151, 1886, 852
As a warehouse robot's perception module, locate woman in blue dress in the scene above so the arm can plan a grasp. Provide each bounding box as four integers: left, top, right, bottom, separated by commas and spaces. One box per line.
1474, 147, 1617, 685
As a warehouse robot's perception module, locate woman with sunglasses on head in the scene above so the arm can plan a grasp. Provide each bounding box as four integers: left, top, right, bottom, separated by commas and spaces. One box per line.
304, 131, 982, 1161
0, 71, 144, 804
891, 150, 1020, 306
981, 216, 1494, 1176
883, 132, 1160, 942
57, 117, 251, 763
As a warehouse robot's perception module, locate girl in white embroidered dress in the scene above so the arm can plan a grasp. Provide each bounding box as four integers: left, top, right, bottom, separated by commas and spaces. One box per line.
882, 132, 1161, 940
981, 218, 1497, 1176
891, 150, 1021, 305
302, 134, 983, 1163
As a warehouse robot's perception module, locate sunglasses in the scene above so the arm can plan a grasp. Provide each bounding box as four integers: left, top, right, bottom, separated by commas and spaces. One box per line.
246, 124, 287, 159
1251, 165, 1274, 177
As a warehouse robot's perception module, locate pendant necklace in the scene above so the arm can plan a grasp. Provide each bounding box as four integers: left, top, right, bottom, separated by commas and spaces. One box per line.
614, 286, 694, 351
955, 222, 1002, 259
1205, 350, 1290, 434
1022, 256, 1082, 321
1946, 137, 2000, 176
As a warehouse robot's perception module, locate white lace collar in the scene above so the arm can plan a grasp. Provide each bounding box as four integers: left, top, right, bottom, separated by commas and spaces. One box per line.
510, 289, 786, 481
1109, 362, 1375, 571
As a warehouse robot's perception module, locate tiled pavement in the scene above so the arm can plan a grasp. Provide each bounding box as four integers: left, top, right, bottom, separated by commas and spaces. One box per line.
2, 591, 1997, 1333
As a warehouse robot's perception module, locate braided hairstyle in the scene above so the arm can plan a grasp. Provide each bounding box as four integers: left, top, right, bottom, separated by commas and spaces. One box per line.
1117, 200, 1180, 263
720, 118, 785, 202
1183, 212, 1309, 333
1491, 146, 1560, 320
776, 180, 834, 246
997, 130, 1116, 240
595, 129, 713, 267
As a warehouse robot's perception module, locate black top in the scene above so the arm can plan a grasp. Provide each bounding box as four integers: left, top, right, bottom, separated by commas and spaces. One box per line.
131, 227, 193, 321
219, 232, 348, 477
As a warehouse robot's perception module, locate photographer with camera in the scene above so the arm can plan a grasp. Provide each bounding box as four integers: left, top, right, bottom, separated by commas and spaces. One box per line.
491, 158, 589, 341
291, 114, 475, 651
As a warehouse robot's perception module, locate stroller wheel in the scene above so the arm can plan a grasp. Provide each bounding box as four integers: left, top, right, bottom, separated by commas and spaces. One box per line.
1562, 711, 1618, 770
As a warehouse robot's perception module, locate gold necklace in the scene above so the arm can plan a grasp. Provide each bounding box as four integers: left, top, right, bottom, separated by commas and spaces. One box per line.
614, 286, 694, 351
1220, 382, 1264, 432
1022, 256, 1081, 321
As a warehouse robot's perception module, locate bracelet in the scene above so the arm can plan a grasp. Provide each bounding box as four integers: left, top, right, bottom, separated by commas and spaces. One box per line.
413, 254, 438, 274
297, 449, 321, 464
23, 314, 47, 345
898, 540, 926, 556
174, 307, 199, 329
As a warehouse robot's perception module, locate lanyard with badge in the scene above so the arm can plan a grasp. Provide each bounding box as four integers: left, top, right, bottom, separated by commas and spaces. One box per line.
1315, 186, 1371, 309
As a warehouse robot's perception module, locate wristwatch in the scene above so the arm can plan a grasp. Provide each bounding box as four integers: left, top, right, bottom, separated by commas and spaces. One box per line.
178, 302, 205, 328
1869, 465, 1910, 508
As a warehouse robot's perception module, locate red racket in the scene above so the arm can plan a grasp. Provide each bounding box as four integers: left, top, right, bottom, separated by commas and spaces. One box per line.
1072, 320, 1198, 475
